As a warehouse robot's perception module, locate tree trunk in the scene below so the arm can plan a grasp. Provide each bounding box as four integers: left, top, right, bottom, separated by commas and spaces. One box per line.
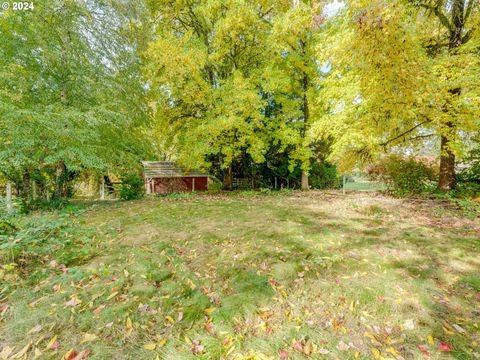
301, 171, 309, 191
301, 71, 310, 191
21, 169, 30, 200
223, 164, 233, 191
437, 0, 465, 191
55, 161, 66, 199
294, 0, 311, 190
439, 131, 456, 191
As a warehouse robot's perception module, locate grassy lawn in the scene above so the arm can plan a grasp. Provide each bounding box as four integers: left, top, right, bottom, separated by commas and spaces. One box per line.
1, 192, 479, 359
344, 182, 387, 192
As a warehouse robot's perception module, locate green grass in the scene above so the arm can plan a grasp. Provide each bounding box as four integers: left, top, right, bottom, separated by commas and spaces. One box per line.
1, 192, 479, 359
344, 181, 387, 191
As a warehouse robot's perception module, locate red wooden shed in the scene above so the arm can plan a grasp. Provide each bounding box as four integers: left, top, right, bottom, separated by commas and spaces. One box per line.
142, 161, 209, 194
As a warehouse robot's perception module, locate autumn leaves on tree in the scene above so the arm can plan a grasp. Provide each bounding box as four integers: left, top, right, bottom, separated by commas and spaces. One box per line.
1, 0, 478, 195
146, 0, 479, 191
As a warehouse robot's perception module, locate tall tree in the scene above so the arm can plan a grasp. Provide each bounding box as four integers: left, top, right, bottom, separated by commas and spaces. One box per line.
264, 0, 325, 190
145, 0, 289, 189
315, 0, 479, 188
410, 0, 480, 189
0, 0, 152, 200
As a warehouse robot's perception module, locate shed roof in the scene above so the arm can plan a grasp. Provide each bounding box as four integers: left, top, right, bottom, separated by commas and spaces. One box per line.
142, 161, 208, 178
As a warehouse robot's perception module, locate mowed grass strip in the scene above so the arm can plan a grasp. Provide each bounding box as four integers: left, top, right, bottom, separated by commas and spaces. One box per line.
0, 193, 479, 359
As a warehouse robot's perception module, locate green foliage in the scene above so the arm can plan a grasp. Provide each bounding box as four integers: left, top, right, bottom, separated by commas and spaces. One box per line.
314, 0, 480, 187
309, 162, 340, 190
207, 178, 223, 193
145, 0, 326, 183
369, 156, 437, 196
0, 0, 153, 201
120, 174, 145, 201
0, 220, 16, 236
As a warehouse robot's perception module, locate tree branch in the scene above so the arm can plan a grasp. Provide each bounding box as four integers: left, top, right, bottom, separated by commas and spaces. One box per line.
464, 0, 477, 22
380, 119, 432, 147
419, 4, 453, 32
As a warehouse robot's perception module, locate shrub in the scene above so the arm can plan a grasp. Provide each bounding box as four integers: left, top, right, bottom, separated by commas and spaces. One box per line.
207, 178, 223, 192
309, 162, 341, 190
368, 156, 437, 196
120, 173, 144, 200
0, 220, 17, 235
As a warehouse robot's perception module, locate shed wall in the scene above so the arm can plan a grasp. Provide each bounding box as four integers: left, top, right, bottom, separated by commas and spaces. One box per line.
147, 177, 208, 194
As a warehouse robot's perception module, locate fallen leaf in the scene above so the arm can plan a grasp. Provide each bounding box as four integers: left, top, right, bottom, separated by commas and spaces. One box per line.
186, 279, 197, 290
143, 343, 156, 351
106, 292, 118, 301
65, 297, 81, 307
452, 324, 466, 333
81, 333, 97, 343
205, 322, 216, 336
12, 342, 31, 358
33, 348, 43, 359
72, 349, 91, 360
439, 342, 453, 352
126, 317, 133, 329
337, 340, 350, 351
0, 346, 14, 358
63, 349, 78, 360
371, 348, 381, 359
427, 335, 434, 346
93, 305, 105, 317
191, 340, 205, 355
279, 349, 289, 359
292, 340, 303, 353
29, 325, 43, 334
46, 336, 59, 350
386, 347, 400, 357
404, 319, 415, 330
177, 312, 184, 322
158, 339, 167, 348
418, 344, 430, 358
204, 307, 216, 315
303, 340, 314, 356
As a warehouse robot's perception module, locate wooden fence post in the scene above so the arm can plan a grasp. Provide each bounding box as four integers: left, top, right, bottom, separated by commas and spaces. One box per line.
32, 181, 37, 200
192, 178, 196, 192
100, 178, 105, 200
6, 183, 12, 213
342, 175, 346, 195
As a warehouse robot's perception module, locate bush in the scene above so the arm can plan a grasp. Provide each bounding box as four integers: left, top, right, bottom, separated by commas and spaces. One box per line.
368, 156, 437, 196
450, 181, 480, 199
0, 220, 17, 235
120, 173, 144, 200
207, 178, 223, 192
309, 162, 341, 190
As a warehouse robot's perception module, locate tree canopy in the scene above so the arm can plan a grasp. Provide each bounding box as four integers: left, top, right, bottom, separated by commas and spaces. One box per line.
1, 0, 479, 198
